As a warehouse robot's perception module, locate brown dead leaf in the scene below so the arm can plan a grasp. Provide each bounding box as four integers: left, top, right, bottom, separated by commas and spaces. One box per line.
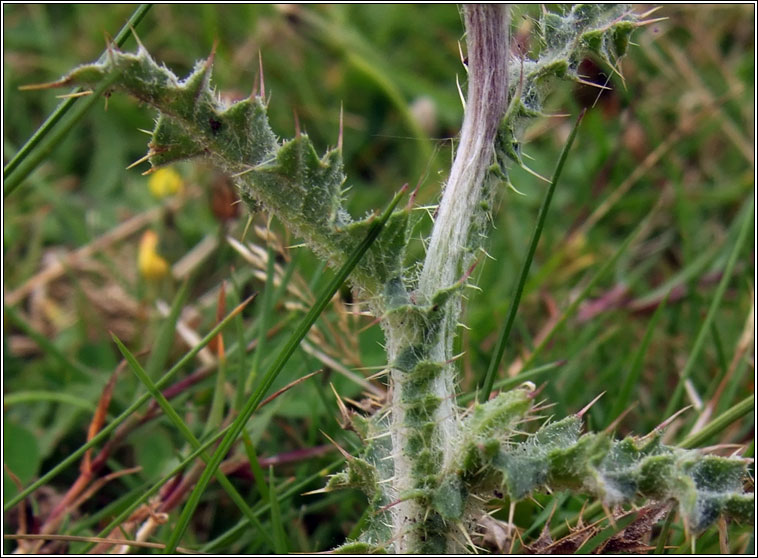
478, 514, 513, 553
595, 501, 672, 554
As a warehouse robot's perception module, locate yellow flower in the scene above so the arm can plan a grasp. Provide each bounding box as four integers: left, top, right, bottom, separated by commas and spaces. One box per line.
148, 167, 184, 198
138, 230, 169, 280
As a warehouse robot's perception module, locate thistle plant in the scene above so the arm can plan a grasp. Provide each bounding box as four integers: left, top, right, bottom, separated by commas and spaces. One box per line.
7, 4, 753, 554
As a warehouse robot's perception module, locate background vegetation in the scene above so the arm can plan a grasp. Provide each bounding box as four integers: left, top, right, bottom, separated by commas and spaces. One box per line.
3, 4, 754, 553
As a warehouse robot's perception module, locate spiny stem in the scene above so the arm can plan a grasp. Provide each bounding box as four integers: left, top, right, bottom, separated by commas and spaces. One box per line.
389, 5, 511, 553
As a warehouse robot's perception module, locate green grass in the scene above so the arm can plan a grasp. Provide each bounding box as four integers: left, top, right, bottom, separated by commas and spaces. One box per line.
3, 4, 754, 554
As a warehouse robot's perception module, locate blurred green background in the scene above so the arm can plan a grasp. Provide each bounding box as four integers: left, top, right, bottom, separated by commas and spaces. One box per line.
3, 4, 754, 553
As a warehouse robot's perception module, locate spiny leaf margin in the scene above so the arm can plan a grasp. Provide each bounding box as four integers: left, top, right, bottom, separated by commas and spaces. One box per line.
52, 42, 414, 299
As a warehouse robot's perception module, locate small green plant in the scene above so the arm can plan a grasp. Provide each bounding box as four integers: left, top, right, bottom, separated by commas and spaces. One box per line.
5, 4, 753, 554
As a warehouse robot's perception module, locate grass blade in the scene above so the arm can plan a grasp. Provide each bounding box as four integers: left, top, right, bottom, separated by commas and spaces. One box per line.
654, 507, 676, 554
163, 185, 408, 553
79, 425, 234, 553
242, 431, 269, 500
269, 466, 288, 554
200, 458, 343, 552
663, 196, 754, 418
4, 304, 96, 381
3, 294, 254, 513
610, 289, 671, 420
206, 283, 229, 433
111, 334, 274, 546
3, 391, 95, 412
678, 394, 754, 450
520, 202, 657, 373
84, 424, 334, 553
3, 4, 152, 195
479, 109, 586, 402
144, 282, 189, 380
245, 243, 278, 393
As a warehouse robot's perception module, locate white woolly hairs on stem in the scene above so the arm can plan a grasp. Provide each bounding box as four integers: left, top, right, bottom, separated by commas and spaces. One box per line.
417, 3, 511, 469
418, 4, 510, 299
389, 5, 511, 552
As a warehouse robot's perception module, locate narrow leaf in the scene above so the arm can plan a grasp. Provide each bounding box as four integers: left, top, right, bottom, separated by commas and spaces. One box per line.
111, 334, 274, 546
479, 109, 586, 401
3, 294, 254, 513
664, 197, 754, 418
3, 4, 152, 195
